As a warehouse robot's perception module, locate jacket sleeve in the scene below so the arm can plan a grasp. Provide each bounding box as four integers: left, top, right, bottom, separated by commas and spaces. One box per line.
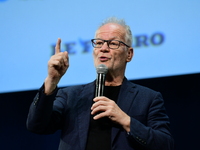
127, 92, 174, 150
26, 85, 63, 134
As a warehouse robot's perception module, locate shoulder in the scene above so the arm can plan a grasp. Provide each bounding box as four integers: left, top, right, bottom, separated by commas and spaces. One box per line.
125, 79, 162, 100
53, 81, 95, 107
134, 82, 159, 94
58, 81, 95, 95
124, 78, 159, 94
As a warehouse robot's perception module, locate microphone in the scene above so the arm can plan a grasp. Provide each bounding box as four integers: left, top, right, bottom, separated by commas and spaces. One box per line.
95, 64, 108, 97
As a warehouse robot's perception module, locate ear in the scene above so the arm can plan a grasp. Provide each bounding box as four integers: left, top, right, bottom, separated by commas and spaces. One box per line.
126, 47, 134, 62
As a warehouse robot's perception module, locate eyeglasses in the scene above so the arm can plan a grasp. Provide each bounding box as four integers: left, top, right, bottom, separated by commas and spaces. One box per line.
91, 39, 130, 49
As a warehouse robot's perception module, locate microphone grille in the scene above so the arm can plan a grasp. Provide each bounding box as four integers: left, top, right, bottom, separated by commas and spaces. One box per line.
96, 64, 108, 74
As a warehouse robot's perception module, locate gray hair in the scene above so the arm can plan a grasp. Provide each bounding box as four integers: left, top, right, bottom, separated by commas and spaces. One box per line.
95, 17, 133, 47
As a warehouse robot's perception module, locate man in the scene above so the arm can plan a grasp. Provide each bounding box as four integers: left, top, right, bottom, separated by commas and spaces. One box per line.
27, 17, 174, 150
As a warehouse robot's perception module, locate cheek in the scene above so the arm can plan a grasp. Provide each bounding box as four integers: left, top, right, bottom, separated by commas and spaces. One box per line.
93, 51, 99, 65
113, 52, 126, 62
93, 50, 97, 58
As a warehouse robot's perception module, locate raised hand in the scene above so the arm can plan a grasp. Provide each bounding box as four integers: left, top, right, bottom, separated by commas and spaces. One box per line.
44, 38, 69, 95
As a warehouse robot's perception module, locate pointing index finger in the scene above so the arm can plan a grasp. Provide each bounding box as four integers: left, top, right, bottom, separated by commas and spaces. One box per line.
55, 38, 61, 54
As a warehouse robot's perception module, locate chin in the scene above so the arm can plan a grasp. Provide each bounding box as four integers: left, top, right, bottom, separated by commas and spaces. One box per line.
95, 62, 106, 66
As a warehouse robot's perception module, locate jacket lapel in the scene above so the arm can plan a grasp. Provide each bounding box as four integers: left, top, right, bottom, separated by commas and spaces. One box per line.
111, 78, 138, 144
77, 81, 95, 150
76, 79, 139, 148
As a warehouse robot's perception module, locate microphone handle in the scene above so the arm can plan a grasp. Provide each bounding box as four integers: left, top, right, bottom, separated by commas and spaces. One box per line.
95, 73, 106, 97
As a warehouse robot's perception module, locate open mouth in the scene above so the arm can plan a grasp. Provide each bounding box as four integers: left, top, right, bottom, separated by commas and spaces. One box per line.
99, 56, 109, 62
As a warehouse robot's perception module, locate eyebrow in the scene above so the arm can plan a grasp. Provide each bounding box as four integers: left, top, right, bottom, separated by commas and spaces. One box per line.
95, 37, 121, 40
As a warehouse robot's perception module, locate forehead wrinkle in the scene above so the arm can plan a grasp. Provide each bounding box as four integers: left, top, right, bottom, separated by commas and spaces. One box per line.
95, 23, 126, 41
96, 36, 120, 41
96, 30, 125, 41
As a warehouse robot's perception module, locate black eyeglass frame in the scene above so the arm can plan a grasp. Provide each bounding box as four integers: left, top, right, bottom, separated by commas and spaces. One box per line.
91, 39, 130, 49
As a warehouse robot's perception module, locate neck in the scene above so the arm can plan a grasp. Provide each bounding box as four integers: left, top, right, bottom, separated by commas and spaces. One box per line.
105, 73, 124, 86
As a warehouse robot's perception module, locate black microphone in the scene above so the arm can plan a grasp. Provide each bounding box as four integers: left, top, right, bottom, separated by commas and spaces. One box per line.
95, 64, 108, 97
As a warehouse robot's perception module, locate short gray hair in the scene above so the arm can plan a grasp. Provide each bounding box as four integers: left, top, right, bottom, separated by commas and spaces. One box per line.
95, 17, 133, 47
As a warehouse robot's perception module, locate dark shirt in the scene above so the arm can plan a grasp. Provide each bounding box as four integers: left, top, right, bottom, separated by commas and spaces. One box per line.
85, 85, 121, 150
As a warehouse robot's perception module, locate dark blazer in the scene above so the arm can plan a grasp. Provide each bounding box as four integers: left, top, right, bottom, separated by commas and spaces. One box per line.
27, 78, 174, 150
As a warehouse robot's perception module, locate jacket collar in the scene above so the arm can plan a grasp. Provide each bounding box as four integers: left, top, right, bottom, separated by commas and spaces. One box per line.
111, 77, 138, 144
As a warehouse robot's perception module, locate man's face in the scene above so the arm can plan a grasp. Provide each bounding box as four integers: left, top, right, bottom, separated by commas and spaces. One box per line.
93, 23, 133, 74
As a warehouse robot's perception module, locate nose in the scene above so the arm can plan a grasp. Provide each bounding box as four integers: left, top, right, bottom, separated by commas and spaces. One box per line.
100, 42, 109, 52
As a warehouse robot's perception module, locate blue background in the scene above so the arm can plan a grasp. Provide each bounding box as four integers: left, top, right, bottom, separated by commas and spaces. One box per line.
0, 1, 200, 150
0, 0, 200, 93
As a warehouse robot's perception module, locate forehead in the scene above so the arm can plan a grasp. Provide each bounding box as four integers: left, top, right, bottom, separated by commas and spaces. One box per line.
96, 23, 126, 40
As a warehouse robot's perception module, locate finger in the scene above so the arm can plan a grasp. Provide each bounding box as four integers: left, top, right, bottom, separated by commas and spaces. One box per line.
63, 51, 69, 66
91, 100, 107, 110
91, 105, 107, 115
50, 52, 68, 70
49, 58, 62, 69
93, 111, 108, 120
55, 38, 61, 54
93, 96, 108, 102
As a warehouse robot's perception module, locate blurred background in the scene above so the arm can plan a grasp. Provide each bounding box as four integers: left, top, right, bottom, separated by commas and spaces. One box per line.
0, 0, 199, 149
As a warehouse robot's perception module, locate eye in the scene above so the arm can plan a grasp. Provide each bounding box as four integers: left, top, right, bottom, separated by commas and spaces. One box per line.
109, 40, 119, 46
95, 40, 104, 45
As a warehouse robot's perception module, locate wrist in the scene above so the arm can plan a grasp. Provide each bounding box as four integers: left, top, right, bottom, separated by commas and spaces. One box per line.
121, 115, 130, 132
44, 77, 59, 95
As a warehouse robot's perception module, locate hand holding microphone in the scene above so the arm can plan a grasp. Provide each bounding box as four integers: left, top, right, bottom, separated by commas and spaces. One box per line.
92, 64, 130, 131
